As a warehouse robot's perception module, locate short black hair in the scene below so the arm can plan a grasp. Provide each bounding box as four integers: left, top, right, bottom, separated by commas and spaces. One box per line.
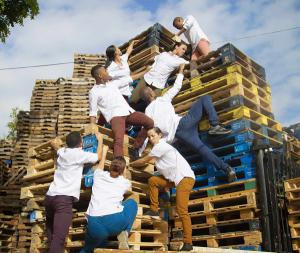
110, 156, 126, 175
91, 64, 104, 79
173, 17, 183, 27
66, 131, 82, 148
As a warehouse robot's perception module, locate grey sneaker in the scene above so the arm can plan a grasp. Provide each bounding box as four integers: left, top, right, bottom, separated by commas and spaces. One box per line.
208, 124, 232, 135
144, 210, 160, 220
226, 166, 237, 183
117, 230, 129, 250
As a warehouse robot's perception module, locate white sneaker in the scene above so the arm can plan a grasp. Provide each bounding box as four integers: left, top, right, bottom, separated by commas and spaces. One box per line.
117, 230, 129, 250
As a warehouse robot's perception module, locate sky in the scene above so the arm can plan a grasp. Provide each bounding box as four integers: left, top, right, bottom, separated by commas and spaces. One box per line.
1, 0, 300, 137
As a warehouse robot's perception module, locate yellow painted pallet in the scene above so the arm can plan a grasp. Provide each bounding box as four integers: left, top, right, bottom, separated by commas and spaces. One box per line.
173, 72, 271, 105
198, 106, 282, 132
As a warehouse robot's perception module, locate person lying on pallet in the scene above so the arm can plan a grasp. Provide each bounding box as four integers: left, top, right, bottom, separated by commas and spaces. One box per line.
130, 127, 195, 251
140, 64, 237, 182
89, 64, 154, 157
130, 41, 189, 105
80, 146, 138, 253
173, 15, 211, 77
44, 131, 103, 253
97, 40, 149, 126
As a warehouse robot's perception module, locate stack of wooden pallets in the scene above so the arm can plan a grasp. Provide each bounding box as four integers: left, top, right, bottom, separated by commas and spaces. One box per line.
29, 79, 59, 148
284, 177, 300, 253
166, 43, 283, 251
20, 125, 167, 252
73, 53, 106, 78
57, 78, 94, 136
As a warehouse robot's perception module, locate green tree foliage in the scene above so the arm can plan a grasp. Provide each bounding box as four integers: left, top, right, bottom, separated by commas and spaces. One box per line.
7, 107, 19, 140
0, 0, 39, 42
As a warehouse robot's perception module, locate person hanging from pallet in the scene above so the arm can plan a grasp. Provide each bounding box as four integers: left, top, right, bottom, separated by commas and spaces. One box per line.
130, 41, 189, 106
44, 131, 104, 253
130, 127, 195, 251
80, 146, 138, 253
173, 15, 211, 77
97, 40, 149, 126
140, 64, 237, 182
89, 64, 154, 157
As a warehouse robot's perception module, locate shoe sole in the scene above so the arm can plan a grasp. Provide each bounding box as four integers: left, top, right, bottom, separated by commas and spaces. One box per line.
117, 232, 129, 250
208, 131, 232, 135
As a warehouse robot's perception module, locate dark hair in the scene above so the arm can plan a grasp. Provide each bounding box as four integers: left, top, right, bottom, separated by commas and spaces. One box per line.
66, 131, 82, 148
149, 127, 163, 135
105, 45, 117, 68
172, 41, 186, 51
110, 156, 126, 176
91, 64, 104, 79
173, 17, 182, 27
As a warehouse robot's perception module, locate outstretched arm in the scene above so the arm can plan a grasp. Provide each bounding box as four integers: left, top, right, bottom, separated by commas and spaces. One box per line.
96, 145, 109, 170
130, 155, 156, 168
162, 64, 185, 101
126, 40, 139, 57
176, 28, 186, 36
95, 132, 103, 160
50, 138, 63, 151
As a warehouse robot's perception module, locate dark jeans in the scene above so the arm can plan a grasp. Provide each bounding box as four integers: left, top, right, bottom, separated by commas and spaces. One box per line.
44, 195, 73, 253
175, 95, 228, 171
80, 199, 138, 253
111, 112, 154, 157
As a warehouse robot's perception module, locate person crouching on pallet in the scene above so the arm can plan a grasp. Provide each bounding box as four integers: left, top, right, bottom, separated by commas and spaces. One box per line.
89, 64, 154, 158
173, 15, 211, 77
131, 127, 195, 251
44, 131, 103, 253
80, 146, 138, 253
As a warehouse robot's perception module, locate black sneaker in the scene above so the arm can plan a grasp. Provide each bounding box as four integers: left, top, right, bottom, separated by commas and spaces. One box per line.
208, 124, 232, 135
180, 243, 193, 251
129, 148, 140, 161
144, 210, 160, 220
226, 166, 237, 183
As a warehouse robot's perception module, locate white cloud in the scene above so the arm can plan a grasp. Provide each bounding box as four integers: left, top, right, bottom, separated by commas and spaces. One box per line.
0, 0, 300, 136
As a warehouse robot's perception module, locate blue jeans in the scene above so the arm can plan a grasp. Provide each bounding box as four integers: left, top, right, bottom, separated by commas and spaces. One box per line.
175, 95, 228, 171
80, 199, 138, 253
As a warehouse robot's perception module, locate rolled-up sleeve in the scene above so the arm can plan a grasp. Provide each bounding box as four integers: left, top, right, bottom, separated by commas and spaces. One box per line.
89, 89, 98, 117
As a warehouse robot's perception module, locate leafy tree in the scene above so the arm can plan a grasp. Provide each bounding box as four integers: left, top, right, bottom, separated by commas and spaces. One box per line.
0, 0, 39, 42
7, 107, 19, 140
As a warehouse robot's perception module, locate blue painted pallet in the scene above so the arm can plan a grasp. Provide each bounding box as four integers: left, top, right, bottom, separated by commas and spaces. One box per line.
82, 134, 98, 175
183, 142, 253, 164
171, 165, 256, 194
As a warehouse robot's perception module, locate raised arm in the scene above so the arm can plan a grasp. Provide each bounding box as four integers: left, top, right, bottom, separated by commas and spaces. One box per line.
89, 89, 98, 124
176, 28, 186, 36
162, 64, 185, 101
97, 145, 109, 170
95, 132, 103, 160
126, 40, 139, 57
50, 137, 63, 151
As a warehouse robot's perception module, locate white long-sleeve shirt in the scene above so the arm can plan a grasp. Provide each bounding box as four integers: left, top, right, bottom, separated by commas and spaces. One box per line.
145, 74, 184, 143
89, 77, 135, 123
144, 52, 188, 89
107, 53, 132, 96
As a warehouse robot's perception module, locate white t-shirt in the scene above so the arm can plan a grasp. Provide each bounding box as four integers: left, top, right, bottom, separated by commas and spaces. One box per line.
86, 170, 131, 216
47, 148, 98, 201
144, 52, 188, 89
150, 140, 195, 186
145, 74, 183, 144
183, 15, 210, 51
107, 54, 132, 96
89, 78, 135, 123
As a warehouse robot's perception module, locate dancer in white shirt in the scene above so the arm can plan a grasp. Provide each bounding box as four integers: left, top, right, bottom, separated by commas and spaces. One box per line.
130, 41, 189, 104
80, 146, 138, 253
45, 131, 103, 253
89, 64, 153, 158
131, 127, 195, 251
